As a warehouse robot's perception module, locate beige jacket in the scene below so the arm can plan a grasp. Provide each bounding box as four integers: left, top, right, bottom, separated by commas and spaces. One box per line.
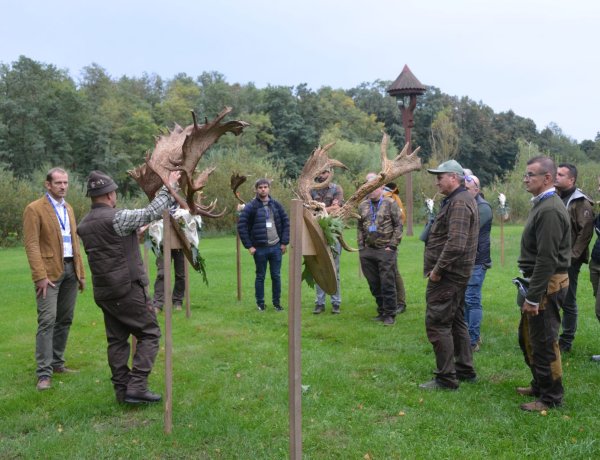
23, 196, 85, 283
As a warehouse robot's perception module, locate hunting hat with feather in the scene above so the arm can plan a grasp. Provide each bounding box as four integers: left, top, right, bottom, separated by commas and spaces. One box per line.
86, 170, 118, 197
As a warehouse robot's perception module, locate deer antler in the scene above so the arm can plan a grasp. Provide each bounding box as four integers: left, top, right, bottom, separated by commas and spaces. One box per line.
331, 133, 422, 221
127, 107, 249, 215
230, 173, 248, 205
297, 143, 348, 204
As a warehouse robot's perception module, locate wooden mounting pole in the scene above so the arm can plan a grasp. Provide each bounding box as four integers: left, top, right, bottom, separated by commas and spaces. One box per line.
288, 200, 303, 460
163, 210, 173, 434
500, 214, 505, 266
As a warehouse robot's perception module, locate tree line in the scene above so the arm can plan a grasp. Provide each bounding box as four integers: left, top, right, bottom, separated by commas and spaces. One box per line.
1, 55, 600, 244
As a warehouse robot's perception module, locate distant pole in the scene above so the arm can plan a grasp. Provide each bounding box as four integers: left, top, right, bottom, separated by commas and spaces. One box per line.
500, 215, 505, 266
163, 210, 173, 434
387, 65, 426, 237
288, 200, 303, 460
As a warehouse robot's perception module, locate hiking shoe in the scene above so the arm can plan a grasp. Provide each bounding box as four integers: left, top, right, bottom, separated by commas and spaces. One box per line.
396, 303, 406, 314
273, 305, 284, 312
373, 315, 385, 322
383, 316, 395, 326
124, 389, 162, 404
174, 303, 183, 311
331, 304, 340, 314
313, 304, 325, 314
36, 376, 52, 391
458, 374, 478, 383
471, 343, 480, 352
257, 304, 266, 312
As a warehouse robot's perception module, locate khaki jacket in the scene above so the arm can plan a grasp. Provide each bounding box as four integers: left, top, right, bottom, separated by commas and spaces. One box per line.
23, 196, 85, 283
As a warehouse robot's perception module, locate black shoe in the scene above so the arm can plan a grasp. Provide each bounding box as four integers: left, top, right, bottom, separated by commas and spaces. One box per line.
124, 389, 162, 404
559, 342, 571, 353
313, 304, 325, 314
458, 374, 478, 383
257, 304, 266, 312
274, 305, 284, 312
396, 303, 406, 314
331, 304, 340, 314
373, 315, 385, 322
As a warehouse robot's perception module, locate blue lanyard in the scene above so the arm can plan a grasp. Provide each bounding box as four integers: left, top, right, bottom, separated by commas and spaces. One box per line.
46, 194, 67, 231
369, 197, 383, 224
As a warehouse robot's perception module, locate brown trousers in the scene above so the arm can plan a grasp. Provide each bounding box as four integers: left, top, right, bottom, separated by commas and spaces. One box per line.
425, 277, 475, 388
518, 273, 568, 406
97, 282, 161, 399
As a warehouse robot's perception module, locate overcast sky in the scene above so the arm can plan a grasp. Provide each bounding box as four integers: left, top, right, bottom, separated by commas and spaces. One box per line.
2, 0, 599, 142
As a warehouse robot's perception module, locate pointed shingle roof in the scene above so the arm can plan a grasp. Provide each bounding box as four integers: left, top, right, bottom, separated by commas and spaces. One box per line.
387, 65, 426, 97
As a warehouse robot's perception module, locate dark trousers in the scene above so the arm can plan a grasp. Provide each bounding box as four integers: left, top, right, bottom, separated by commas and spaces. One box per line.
97, 282, 161, 399
425, 278, 475, 388
559, 260, 581, 350
359, 247, 397, 317
35, 260, 79, 378
153, 249, 185, 306
253, 245, 282, 306
518, 273, 568, 406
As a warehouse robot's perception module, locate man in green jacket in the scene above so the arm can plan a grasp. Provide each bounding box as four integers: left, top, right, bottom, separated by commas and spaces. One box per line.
517, 156, 570, 412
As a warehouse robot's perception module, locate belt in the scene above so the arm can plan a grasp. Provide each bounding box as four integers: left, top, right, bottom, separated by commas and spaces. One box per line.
64, 257, 74, 263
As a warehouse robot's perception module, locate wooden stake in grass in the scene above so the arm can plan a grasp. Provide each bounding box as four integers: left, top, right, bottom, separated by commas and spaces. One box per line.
163, 209, 173, 435
288, 200, 303, 460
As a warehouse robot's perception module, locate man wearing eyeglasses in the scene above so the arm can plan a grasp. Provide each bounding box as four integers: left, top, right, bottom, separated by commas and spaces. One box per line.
517, 156, 570, 412
463, 174, 492, 352
554, 163, 594, 353
420, 160, 479, 390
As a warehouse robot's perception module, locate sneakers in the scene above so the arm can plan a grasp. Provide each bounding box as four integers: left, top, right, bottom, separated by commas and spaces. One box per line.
591, 355, 600, 362
313, 304, 325, 314
383, 316, 395, 326
471, 343, 480, 352
331, 304, 340, 314
419, 379, 456, 391
36, 376, 52, 391
174, 303, 183, 311
396, 303, 406, 314
273, 305, 284, 312
257, 304, 266, 312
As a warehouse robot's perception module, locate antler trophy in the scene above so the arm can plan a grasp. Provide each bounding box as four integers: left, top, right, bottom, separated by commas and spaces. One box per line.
128, 107, 249, 267
296, 132, 422, 292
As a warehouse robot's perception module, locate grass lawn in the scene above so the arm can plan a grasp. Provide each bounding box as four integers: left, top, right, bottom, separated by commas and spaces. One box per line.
1, 224, 600, 459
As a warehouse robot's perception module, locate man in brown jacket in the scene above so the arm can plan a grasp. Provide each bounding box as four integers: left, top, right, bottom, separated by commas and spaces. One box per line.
23, 167, 85, 391
420, 160, 479, 390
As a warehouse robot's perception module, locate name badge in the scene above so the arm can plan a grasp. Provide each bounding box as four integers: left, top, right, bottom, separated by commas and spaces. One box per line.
368, 224, 377, 232
266, 222, 273, 228
63, 235, 72, 243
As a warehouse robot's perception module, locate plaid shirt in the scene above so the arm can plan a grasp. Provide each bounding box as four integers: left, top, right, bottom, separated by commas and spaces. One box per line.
113, 187, 175, 236
424, 186, 479, 282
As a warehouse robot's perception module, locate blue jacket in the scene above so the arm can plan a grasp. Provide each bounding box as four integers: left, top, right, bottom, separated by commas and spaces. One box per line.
237, 196, 290, 248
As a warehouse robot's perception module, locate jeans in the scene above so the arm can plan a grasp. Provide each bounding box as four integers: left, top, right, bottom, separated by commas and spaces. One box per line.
464, 264, 488, 346
559, 260, 582, 350
253, 245, 282, 306
315, 241, 341, 306
35, 260, 79, 378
